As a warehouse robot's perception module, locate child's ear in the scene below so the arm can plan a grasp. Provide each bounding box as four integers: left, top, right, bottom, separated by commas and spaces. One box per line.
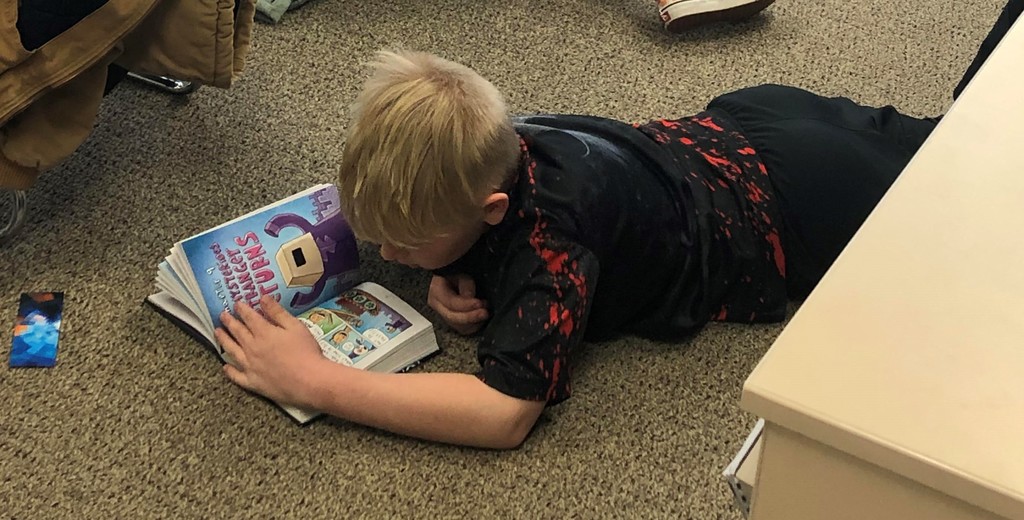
482, 193, 510, 225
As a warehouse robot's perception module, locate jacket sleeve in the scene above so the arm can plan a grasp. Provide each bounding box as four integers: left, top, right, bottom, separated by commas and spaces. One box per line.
117, 0, 257, 89
0, 49, 118, 189
0, 0, 257, 190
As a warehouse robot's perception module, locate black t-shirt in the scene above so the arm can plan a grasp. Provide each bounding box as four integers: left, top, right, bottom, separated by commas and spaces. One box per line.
435, 112, 787, 404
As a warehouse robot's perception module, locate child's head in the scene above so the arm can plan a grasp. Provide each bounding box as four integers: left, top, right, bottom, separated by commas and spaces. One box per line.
338, 50, 519, 270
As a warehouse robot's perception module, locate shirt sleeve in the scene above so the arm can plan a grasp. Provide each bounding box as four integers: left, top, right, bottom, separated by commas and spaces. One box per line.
474, 234, 599, 405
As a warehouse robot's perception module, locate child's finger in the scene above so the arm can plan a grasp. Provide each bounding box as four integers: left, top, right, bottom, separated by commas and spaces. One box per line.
430, 277, 463, 308
470, 308, 489, 323
430, 276, 453, 300
234, 301, 267, 334
456, 275, 476, 298
446, 307, 490, 326
260, 295, 291, 328
223, 363, 249, 389
438, 306, 468, 328
216, 327, 248, 368
428, 277, 448, 313
447, 295, 486, 313
221, 311, 254, 345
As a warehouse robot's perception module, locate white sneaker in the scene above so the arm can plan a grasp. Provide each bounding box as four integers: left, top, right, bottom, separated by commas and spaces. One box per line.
659, 0, 776, 32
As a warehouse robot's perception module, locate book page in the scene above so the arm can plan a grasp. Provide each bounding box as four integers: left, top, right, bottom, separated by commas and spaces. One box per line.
157, 261, 209, 327
295, 282, 431, 370
169, 245, 214, 333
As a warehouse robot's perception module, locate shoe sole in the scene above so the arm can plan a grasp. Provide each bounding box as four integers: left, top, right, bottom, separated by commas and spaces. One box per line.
661, 0, 776, 32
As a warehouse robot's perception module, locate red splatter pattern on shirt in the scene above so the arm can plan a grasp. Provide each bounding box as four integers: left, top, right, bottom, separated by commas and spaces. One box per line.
637, 112, 786, 324
475, 138, 592, 402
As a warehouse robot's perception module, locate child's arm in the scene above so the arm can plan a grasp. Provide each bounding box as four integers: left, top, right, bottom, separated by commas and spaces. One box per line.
309, 369, 544, 449
216, 297, 544, 449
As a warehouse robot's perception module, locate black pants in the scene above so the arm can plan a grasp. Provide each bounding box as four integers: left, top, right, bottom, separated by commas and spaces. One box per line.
706, 0, 1021, 298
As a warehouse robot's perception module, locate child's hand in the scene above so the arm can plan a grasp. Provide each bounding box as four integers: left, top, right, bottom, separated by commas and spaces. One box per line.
428, 274, 489, 336
215, 296, 329, 408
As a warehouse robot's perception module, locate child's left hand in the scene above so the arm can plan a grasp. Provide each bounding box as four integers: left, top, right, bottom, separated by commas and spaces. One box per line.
215, 296, 329, 407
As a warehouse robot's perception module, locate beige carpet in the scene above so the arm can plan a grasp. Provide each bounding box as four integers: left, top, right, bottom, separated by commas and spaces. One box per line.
0, 0, 1003, 517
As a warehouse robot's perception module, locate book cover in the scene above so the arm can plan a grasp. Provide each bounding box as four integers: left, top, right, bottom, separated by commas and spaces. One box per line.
179, 185, 361, 330
147, 185, 441, 424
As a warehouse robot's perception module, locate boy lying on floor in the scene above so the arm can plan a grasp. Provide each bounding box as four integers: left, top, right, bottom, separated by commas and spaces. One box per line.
213, 0, 1022, 448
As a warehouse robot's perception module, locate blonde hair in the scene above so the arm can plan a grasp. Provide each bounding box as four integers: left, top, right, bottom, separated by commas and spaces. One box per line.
338, 50, 520, 248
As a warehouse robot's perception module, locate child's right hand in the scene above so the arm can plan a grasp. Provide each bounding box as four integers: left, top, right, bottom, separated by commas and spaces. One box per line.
428, 274, 489, 336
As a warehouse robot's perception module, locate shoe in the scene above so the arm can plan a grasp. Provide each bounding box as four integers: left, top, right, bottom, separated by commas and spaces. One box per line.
659, 0, 776, 32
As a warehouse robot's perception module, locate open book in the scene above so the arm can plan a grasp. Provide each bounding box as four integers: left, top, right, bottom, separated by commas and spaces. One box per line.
146, 184, 440, 424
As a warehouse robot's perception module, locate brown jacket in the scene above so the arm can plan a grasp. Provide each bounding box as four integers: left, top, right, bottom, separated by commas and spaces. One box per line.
0, 0, 256, 190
